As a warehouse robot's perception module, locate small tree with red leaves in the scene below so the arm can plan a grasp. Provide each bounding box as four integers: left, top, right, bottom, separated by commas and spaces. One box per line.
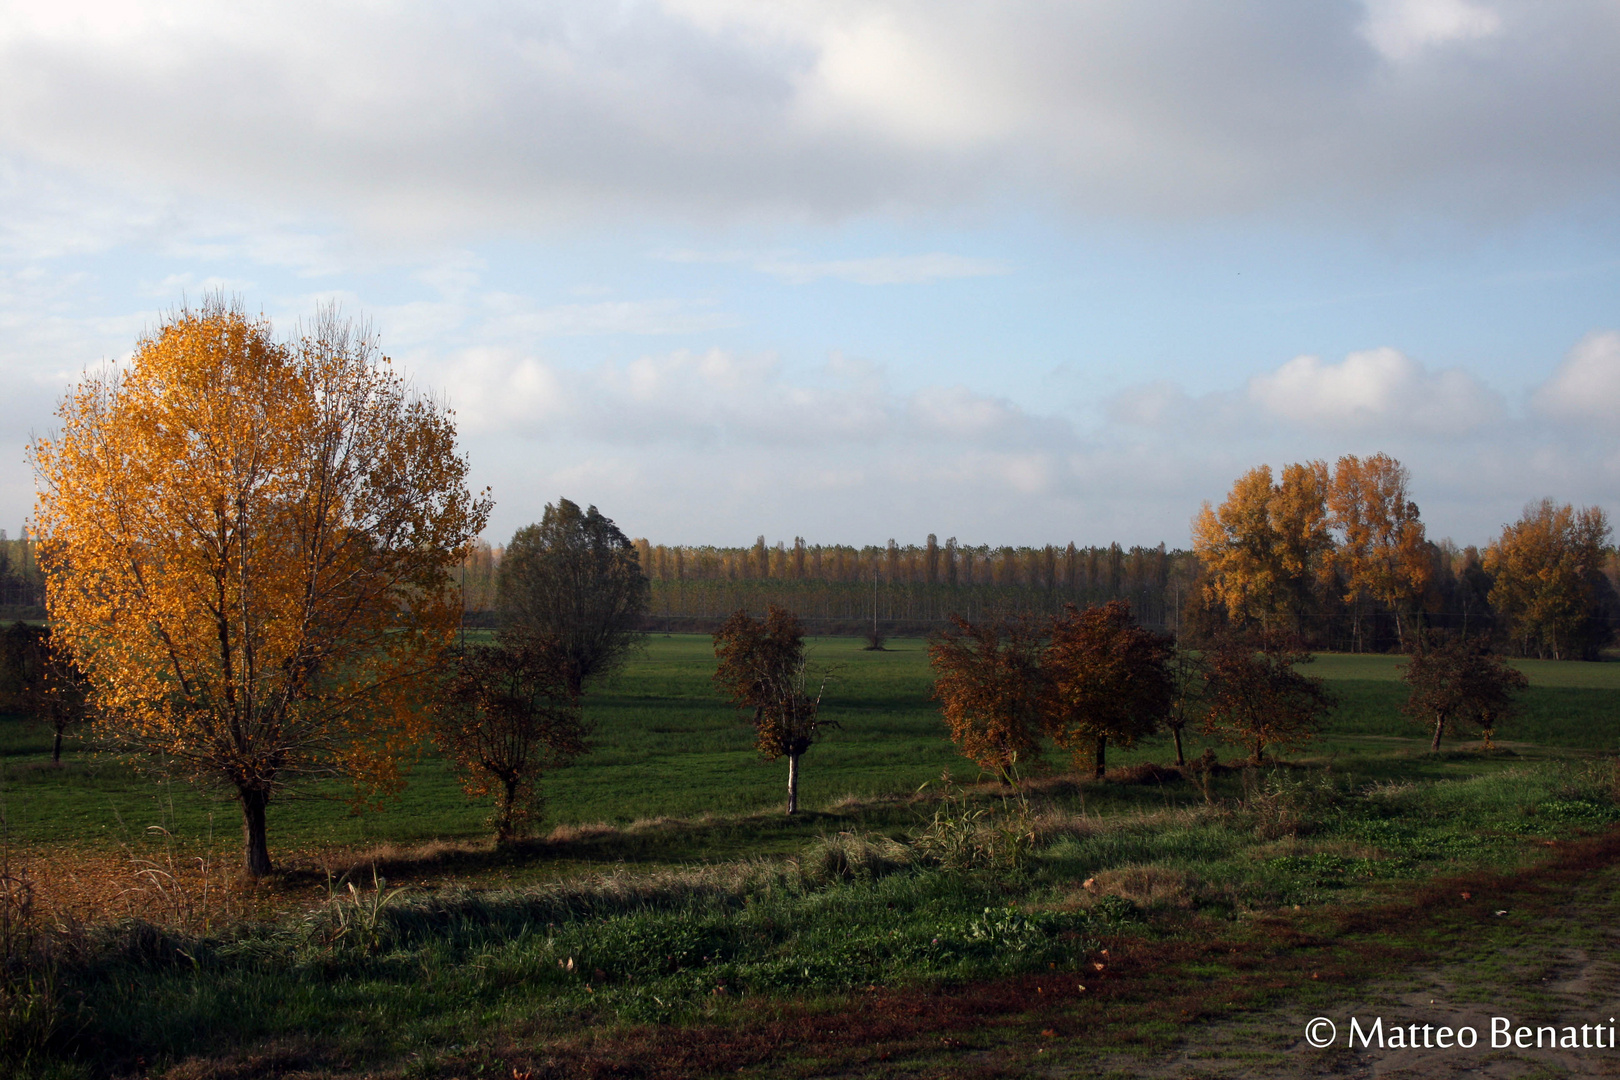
927, 614, 1047, 786
712, 605, 831, 815
1401, 632, 1527, 751
1044, 601, 1175, 778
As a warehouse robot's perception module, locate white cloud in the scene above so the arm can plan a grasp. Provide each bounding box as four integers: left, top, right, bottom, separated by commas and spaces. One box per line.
1531, 330, 1620, 427
1359, 0, 1502, 62
427, 345, 1067, 454
1, 1, 1618, 231
1246, 347, 1501, 435
483, 298, 743, 338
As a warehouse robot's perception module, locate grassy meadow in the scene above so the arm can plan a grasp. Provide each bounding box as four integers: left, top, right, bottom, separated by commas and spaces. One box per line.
5, 636, 1619, 853
4, 636, 1620, 1079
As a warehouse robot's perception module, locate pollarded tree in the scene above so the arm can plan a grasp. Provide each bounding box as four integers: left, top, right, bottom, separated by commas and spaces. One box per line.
1043, 601, 1174, 778
712, 604, 831, 814
435, 631, 588, 844
30, 298, 490, 876
498, 499, 650, 699
1484, 500, 1613, 660
1201, 632, 1335, 766
928, 613, 1047, 785
1401, 632, 1528, 751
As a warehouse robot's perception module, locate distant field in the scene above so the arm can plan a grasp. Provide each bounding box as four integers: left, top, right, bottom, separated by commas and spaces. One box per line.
2, 635, 1616, 853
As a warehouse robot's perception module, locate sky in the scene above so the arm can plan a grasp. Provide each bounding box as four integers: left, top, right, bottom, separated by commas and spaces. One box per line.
3, 0, 1619, 550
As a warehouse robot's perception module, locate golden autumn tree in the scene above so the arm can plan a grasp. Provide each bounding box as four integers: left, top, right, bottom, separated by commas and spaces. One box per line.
1327, 453, 1430, 650
1192, 462, 1332, 632
30, 298, 491, 876
1485, 500, 1613, 659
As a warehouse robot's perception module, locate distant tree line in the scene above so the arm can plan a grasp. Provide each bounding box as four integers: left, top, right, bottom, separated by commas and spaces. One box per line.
630, 537, 1201, 635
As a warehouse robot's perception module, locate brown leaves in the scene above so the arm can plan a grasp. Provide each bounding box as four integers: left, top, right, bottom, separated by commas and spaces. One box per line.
434, 631, 587, 843
927, 614, 1046, 781
1201, 633, 1334, 765
1044, 601, 1175, 771
712, 604, 825, 762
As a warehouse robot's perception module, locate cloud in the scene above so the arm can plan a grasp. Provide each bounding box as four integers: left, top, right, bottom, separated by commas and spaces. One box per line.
2, 1, 1619, 230
483, 298, 743, 338
1246, 347, 1501, 435
1359, 0, 1502, 62
1531, 331, 1620, 427
429, 345, 1066, 453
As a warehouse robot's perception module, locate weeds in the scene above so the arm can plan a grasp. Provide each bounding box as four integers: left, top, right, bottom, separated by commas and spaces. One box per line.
911, 772, 1037, 873
317, 864, 414, 953
1, 825, 63, 1077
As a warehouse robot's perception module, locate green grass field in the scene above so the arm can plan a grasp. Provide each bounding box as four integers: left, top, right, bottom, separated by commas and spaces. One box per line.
3, 636, 1618, 854
7, 636, 1620, 1079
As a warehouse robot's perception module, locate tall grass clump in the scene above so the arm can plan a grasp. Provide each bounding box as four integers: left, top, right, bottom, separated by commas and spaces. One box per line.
0, 853, 63, 1078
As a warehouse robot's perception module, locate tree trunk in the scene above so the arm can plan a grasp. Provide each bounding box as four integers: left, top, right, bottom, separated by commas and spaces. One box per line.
240, 788, 273, 878
51, 726, 63, 765
1094, 735, 1107, 779
497, 778, 520, 845
1171, 725, 1185, 767
1431, 717, 1444, 753
1251, 740, 1264, 767
786, 752, 800, 815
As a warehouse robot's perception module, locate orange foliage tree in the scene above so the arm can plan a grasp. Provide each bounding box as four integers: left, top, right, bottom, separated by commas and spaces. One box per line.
1044, 601, 1174, 778
30, 299, 491, 876
1327, 453, 1430, 650
1485, 500, 1613, 660
927, 614, 1047, 785
434, 632, 587, 843
1192, 462, 1332, 633
712, 604, 832, 814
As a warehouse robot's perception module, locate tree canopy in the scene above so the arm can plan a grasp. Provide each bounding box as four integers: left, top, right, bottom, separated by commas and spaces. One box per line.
1485, 499, 1613, 660
498, 499, 650, 699
927, 613, 1047, 784
712, 604, 830, 814
434, 631, 587, 843
1201, 633, 1335, 765
30, 298, 490, 875
1401, 632, 1527, 751
1044, 601, 1175, 778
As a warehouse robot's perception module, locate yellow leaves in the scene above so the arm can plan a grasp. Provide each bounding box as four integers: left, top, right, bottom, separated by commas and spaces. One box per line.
1327, 453, 1429, 614
1196, 453, 1429, 635
1193, 463, 1332, 626
1484, 499, 1611, 659
30, 298, 491, 829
